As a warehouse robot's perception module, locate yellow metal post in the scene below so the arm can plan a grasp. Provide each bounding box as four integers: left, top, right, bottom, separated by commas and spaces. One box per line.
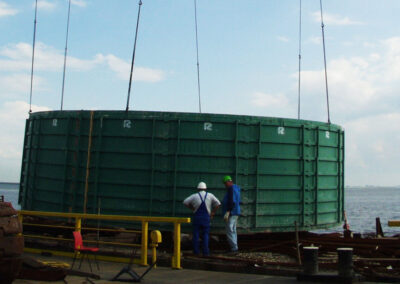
151, 245, 157, 268
388, 220, 400, 227
150, 230, 161, 268
172, 222, 181, 269
75, 217, 81, 232
17, 213, 23, 236
141, 221, 148, 266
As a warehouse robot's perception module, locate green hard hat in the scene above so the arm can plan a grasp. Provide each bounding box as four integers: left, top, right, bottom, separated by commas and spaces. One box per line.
222, 175, 232, 183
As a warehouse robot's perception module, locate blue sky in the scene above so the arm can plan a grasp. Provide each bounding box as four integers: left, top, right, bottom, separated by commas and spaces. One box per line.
1, 0, 400, 186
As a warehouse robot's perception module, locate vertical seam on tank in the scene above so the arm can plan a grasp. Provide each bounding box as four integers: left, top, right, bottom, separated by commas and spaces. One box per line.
337, 129, 341, 223
30, 117, 41, 210
61, 117, 71, 211
256, 121, 262, 228
315, 126, 319, 225
23, 119, 34, 209
19, 119, 29, 205
342, 131, 345, 221
70, 113, 82, 213
20, 119, 29, 208
302, 125, 305, 227
93, 115, 103, 214
172, 119, 181, 216
149, 118, 155, 216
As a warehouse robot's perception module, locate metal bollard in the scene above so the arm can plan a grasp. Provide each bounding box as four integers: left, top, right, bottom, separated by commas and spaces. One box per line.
337, 248, 353, 277
303, 247, 319, 275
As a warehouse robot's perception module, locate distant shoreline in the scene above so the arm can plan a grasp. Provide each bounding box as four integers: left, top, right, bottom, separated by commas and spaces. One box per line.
0, 182, 19, 186
0, 181, 399, 190
0, 182, 19, 190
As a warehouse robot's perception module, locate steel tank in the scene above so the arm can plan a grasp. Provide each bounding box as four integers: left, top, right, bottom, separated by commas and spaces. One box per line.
19, 110, 344, 233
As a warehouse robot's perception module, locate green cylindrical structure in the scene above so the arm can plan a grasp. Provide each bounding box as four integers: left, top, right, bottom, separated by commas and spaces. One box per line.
19, 110, 344, 233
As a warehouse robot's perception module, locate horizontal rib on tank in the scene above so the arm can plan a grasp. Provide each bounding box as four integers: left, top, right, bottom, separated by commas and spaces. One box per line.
19, 110, 345, 233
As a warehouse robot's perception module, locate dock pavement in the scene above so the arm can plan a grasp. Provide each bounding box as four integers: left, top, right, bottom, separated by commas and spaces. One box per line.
14, 253, 308, 284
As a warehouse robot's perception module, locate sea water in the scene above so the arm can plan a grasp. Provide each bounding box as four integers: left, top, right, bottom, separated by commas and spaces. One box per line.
344, 186, 400, 235
0, 182, 20, 210
1, 183, 400, 235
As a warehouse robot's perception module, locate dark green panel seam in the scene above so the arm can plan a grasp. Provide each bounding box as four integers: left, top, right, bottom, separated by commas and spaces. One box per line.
93, 116, 104, 214
61, 117, 71, 211
149, 118, 156, 216
172, 119, 181, 216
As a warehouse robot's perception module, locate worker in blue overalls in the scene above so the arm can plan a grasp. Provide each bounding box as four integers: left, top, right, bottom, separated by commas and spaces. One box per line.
183, 182, 221, 256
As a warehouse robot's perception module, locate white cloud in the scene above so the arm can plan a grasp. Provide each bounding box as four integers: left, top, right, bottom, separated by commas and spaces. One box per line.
0, 1, 18, 17
295, 37, 400, 123
0, 42, 101, 71
308, 36, 321, 45
344, 113, 400, 186
0, 73, 46, 97
285, 37, 400, 185
0, 101, 50, 181
0, 42, 165, 82
363, 42, 377, 48
95, 54, 165, 82
251, 92, 289, 108
36, 0, 56, 11
249, 92, 293, 117
71, 0, 87, 7
277, 36, 289, 43
312, 11, 364, 26
248, 36, 400, 185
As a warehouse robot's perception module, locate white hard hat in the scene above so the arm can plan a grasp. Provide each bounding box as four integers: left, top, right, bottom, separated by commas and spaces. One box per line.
197, 182, 207, 190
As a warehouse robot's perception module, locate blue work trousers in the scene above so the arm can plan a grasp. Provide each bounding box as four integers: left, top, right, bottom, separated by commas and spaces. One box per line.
193, 222, 210, 256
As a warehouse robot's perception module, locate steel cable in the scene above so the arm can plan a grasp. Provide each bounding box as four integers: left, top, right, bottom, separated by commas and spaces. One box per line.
126, 0, 143, 112
194, 0, 202, 113
297, 0, 302, 120
60, 0, 72, 111
319, 0, 331, 123
29, 0, 38, 113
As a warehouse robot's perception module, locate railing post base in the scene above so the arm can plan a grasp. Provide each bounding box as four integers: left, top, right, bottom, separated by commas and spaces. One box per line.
172, 222, 182, 269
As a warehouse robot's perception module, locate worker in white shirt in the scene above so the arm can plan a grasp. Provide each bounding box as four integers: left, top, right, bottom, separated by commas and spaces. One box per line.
183, 181, 221, 256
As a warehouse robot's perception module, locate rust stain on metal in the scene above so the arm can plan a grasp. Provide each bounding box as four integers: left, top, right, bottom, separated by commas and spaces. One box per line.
0, 199, 24, 283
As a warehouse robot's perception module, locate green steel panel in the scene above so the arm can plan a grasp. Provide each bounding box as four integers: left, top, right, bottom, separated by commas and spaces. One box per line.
19, 110, 345, 233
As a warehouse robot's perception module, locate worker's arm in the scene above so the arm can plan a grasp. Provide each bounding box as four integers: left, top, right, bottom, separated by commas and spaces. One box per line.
183, 195, 195, 212
210, 204, 220, 219
184, 203, 195, 211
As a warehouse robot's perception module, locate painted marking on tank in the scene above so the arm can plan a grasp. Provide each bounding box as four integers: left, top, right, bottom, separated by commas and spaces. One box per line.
325, 131, 330, 139
52, 119, 58, 127
204, 122, 212, 131
123, 120, 132, 129
277, 127, 285, 135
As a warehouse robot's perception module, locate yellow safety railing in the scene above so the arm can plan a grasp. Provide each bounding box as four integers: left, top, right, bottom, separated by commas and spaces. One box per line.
18, 210, 190, 269
388, 220, 400, 227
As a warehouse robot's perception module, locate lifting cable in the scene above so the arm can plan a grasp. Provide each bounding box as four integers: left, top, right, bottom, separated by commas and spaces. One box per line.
319, 0, 331, 124
29, 0, 38, 113
297, 0, 302, 120
60, 0, 72, 111
126, 0, 143, 112
193, 0, 202, 113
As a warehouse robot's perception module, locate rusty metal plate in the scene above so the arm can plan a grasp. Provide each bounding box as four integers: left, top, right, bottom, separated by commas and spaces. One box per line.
0, 235, 24, 256
0, 202, 17, 217
0, 216, 22, 235
0, 257, 22, 284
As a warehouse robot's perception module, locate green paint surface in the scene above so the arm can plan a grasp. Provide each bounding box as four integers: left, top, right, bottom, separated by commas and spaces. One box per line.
19, 110, 344, 233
